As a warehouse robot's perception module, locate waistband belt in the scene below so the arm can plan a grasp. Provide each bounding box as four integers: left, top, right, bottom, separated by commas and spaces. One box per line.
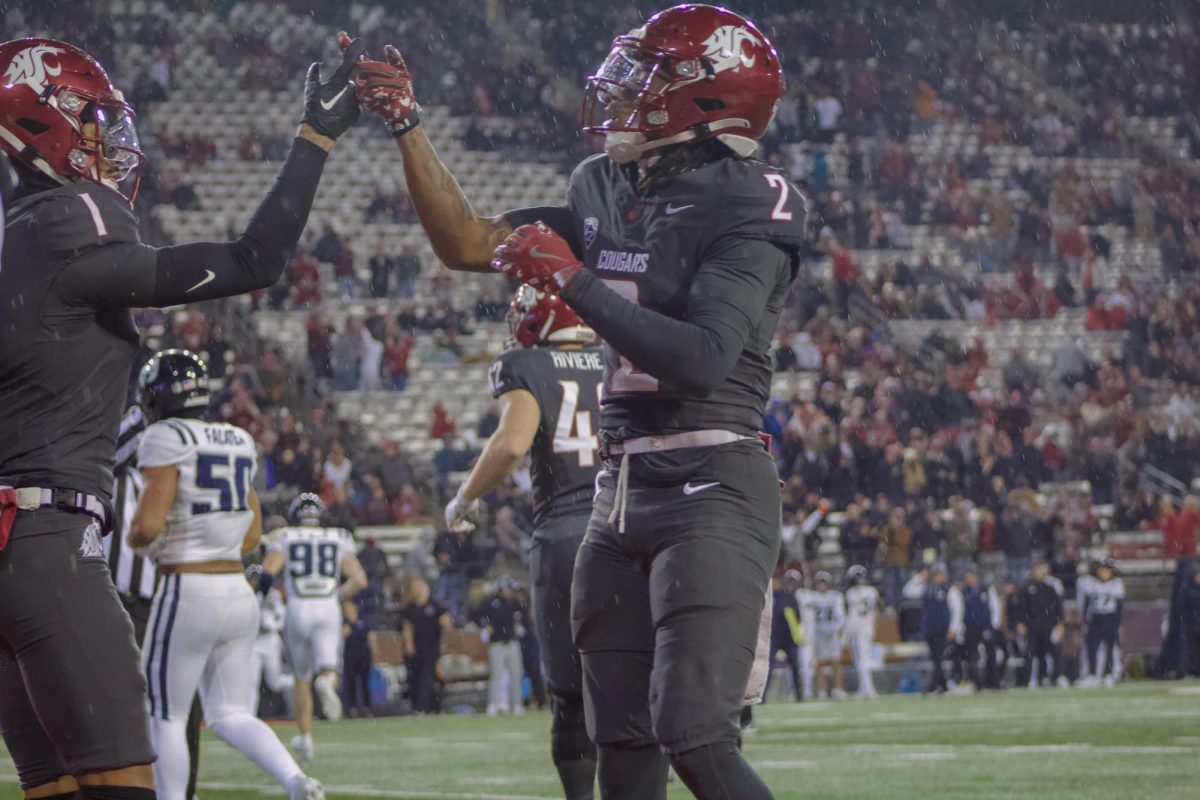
5, 485, 111, 532
600, 429, 753, 460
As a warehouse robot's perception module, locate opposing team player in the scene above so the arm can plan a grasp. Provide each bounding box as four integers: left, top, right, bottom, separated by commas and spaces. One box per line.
262, 494, 368, 760
843, 565, 879, 698
1078, 559, 1125, 687
0, 36, 361, 799
445, 285, 601, 799
810, 572, 847, 699
126, 350, 322, 800
246, 563, 297, 713
348, 6, 805, 795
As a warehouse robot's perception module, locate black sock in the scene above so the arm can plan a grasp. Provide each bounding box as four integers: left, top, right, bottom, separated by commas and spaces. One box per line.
597, 742, 668, 800
556, 756, 598, 800
671, 741, 774, 800
79, 787, 156, 800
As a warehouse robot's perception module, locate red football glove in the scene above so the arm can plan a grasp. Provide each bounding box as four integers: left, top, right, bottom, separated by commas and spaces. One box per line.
339, 33, 421, 138
492, 223, 583, 293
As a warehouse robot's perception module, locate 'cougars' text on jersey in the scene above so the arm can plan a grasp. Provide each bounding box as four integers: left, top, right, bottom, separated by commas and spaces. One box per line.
565, 154, 807, 439
490, 345, 604, 527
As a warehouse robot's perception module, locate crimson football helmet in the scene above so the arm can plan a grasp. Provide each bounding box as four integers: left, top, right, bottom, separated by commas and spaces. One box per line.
0, 38, 143, 202
582, 4, 785, 164
507, 285, 594, 349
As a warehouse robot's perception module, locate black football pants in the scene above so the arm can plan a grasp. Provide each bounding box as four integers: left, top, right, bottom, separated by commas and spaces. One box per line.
572, 442, 778, 800
0, 511, 156, 790
530, 516, 597, 799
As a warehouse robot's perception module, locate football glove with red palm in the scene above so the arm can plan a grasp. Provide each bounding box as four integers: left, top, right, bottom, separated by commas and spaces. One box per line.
341, 33, 422, 138
491, 223, 583, 293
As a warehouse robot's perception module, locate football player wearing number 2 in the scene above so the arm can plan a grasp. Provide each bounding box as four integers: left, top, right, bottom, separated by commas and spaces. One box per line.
261, 494, 367, 762
446, 286, 601, 799
127, 351, 323, 800
348, 5, 805, 798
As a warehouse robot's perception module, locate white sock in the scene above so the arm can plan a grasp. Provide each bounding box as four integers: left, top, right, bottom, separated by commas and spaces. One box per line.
210, 712, 304, 787
150, 717, 192, 800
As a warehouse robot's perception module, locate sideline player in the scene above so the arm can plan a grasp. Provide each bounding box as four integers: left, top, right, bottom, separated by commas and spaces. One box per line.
1079, 559, 1125, 687
262, 494, 368, 760
0, 36, 361, 799
811, 572, 846, 699
127, 350, 322, 799
843, 565, 878, 698
347, 5, 806, 795
445, 286, 601, 799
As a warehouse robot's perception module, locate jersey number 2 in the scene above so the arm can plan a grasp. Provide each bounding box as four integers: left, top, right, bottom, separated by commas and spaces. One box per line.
192, 453, 253, 515
764, 174, 794, 221
554, 380, 601, 467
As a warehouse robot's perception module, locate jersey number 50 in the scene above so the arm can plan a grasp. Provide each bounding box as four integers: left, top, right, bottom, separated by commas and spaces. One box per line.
192, 452, 254, 515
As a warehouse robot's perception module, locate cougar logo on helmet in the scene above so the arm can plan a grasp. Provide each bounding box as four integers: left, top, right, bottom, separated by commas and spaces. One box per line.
701, 26, 760, 73
4, 44, 65, 90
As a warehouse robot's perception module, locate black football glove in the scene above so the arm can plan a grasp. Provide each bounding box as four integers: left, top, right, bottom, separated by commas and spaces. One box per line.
300, 36, 365, 140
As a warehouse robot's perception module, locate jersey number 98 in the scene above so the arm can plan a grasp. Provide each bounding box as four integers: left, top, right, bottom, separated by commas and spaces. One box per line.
289, 541, 339, 581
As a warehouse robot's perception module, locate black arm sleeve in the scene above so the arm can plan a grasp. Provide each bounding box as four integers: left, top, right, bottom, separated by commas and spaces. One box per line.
560, 238, 789, 395
503, 205, 580, 258
58, 138, 328, 308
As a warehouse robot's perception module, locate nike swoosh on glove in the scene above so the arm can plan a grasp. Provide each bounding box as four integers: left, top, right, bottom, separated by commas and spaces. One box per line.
353, 43, 422, 138
492, 222, 583, 293
301, 33, 365, 140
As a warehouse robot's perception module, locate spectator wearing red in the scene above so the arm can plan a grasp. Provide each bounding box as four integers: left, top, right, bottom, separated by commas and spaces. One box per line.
384, 332, 415, 391
832, 243, 860, 319
288, 248, 321, 307
1165, 496, 1200, 558
430, 400, 456, 440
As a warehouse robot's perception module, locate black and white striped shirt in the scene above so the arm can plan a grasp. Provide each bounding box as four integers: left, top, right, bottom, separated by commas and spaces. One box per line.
104, 405, 157, 599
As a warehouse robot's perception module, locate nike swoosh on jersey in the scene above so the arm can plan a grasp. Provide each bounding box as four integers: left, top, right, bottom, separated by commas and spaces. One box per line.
320, 85, 350, 111
186, 270, 216, 293
665, 203, 695, 215
682, 481, 720, 495
529, 246, 568, 261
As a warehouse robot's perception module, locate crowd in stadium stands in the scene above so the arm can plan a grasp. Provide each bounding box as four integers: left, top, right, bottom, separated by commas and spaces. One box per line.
9, 0, 1200, 707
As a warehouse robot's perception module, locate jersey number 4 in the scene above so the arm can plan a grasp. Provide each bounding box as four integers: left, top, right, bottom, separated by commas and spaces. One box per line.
192, 453, 254, 515
554, 380, 601, 468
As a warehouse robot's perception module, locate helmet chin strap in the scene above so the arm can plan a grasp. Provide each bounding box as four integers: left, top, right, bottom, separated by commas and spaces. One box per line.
605, 118, 753, 164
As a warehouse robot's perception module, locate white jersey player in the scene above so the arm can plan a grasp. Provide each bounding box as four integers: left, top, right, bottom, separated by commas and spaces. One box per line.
843, 565, 879, 697
810, 571, 847, 698
795, 579, 818, 700
248, 572, 295, 713
1078, 560, 1125, 687
126, 349, 322, 800
262, 493, 367, 760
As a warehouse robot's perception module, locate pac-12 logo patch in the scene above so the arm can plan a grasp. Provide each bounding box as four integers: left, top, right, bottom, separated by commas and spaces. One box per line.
583, 217, 599, 249
78, 519, 105, 559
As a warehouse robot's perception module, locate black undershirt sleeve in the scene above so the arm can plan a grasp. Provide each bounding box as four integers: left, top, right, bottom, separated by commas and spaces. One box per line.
58, 137, 328, 308
560, 237, 789, 396
503, 205, 580, 257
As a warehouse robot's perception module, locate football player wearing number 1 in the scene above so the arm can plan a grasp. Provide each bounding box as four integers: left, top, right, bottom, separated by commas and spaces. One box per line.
445, 286, 601, 800
347, 6, 806, 798
261, 494, 368, 761
127, 351, 322, 800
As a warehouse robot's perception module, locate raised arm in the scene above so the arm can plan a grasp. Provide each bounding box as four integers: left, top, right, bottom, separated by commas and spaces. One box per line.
345, 38, 512, 272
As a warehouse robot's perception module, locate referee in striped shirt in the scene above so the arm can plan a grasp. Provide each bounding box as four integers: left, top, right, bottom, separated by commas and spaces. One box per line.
106, 402, 202, 799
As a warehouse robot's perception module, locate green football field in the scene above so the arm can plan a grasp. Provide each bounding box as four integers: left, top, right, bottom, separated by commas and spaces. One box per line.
3, 681, 1198, 799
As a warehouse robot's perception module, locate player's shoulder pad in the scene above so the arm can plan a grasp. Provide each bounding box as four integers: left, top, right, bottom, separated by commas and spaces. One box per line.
137, 418, 199, 468
567, 152, 609, 192
489, 347, 542, 398
33, 181, 141, 256
702, 159, 809, 249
